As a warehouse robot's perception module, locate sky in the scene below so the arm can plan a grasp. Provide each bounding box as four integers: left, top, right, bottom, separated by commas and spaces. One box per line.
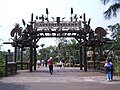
0, 0, 120, 51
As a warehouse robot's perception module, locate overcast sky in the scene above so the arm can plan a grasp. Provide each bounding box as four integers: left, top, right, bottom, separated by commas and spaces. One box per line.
0, 0, 120, 51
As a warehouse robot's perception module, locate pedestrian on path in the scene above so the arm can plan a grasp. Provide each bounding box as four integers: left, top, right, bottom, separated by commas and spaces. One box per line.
36, 60, 40, 68
107, 55, 114, 80
61, 58, 65, 69
104, 59, 113, 82
59, 60, 62, 69
42, 60, 45, 67
48, 57, 53, 75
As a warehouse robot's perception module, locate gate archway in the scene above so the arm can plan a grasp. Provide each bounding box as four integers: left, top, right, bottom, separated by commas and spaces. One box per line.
4, 8, 107, 72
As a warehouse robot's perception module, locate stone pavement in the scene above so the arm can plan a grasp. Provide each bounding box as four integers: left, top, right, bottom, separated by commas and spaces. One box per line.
0, 66, 120, 90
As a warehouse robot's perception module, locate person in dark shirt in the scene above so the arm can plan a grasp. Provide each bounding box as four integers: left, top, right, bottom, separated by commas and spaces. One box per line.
61, 58, 65, 69
108, 55, 114, 80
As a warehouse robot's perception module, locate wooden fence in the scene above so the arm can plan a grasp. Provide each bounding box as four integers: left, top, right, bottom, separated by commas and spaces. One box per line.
5, 55, 17, 76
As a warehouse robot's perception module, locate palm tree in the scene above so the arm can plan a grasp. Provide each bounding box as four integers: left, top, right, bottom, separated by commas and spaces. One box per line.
40, 44, 45, 49
101, 0, 120, 19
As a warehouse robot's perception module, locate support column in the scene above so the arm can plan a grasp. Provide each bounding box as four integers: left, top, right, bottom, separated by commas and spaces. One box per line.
93, 47, 96, 69
82, 13, 87, 71
99, 46, 103, 70
29, 13, 34, 72
34, 47, 37, 71
14, 47, 17, 62
21, 48, 23, 70
30, 46, 33, 72
83, 46, 87, 71
80, 46, 83, 70
14, 46, 17, 72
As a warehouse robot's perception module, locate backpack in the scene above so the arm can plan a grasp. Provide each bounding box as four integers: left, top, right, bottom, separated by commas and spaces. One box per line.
107, 62, 112, 71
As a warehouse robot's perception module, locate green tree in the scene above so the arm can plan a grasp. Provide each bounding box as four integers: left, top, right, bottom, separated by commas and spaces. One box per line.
0, 51, 6, 76
106, 23, 120, 75
107, 23, 120, 56
40, 44, 45, 48
101, 0, 120, 19
108, 23, 120, 40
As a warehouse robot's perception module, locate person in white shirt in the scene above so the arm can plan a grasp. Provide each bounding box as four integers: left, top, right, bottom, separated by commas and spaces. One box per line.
37, 60, 40, 68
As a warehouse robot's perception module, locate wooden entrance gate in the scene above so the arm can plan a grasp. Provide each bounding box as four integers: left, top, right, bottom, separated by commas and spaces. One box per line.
4, 8, 107, 72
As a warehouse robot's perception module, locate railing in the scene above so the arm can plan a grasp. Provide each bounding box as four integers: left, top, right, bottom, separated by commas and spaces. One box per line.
5, 55, 17, 76
17, 62, 29, 70
87, 61, 100, 69
86, 60, 120, 74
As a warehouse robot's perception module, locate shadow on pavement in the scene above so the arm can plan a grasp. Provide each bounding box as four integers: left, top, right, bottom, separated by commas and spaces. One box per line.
112, 79, 120, 82
0, 82, 28, 90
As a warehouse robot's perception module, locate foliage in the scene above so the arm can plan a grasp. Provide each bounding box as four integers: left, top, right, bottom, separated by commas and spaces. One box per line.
23, 47, 30, 62
0, 60, 5, 76
105, 23, 120, 75
39, 45, 58, 61
101, 0, 120, 19
103, 38, 113, 50
38, 38, 79, 64
0, 51, 6, 76
108, 23, 120, 39
113, 60, 120, 76
107, 23, 120, 55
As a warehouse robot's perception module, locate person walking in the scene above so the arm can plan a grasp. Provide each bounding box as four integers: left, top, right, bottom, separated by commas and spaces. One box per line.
48, 57, 53, 75
108, 55, 114, 80
104, 59, 113, 82
59, 60, 62, 69
42, 60, 45, 67
36, 60, 40, 68
61, 58, 65, 69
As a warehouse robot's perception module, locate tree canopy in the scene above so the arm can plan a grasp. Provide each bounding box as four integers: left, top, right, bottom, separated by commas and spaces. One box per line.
101, 0, 120, 19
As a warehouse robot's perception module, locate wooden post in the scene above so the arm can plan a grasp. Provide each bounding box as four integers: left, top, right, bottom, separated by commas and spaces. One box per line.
83, 46, 87, 71
93, 47, 96, 69
14, 34, 18, 72
80, 46, 83, 70
14, 47, 17, 62
21, 48, 23, 70
29, 42, 33, 71
14, 34, 18, 63
99, 46, 103, 70
29, 13, 34, 72
82, 13, 87, 71
34, 47, 37, 71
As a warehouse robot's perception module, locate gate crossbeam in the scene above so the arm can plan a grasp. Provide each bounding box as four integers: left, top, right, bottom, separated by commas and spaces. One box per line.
33, 30, 84, 38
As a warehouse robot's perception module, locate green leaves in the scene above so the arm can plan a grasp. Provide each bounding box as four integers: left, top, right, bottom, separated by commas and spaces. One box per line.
101, 0, 120, 19
104, 3, 120, 19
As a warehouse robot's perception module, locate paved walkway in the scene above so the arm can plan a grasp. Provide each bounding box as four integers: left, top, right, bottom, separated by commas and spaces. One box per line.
0, 67, 120, 90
